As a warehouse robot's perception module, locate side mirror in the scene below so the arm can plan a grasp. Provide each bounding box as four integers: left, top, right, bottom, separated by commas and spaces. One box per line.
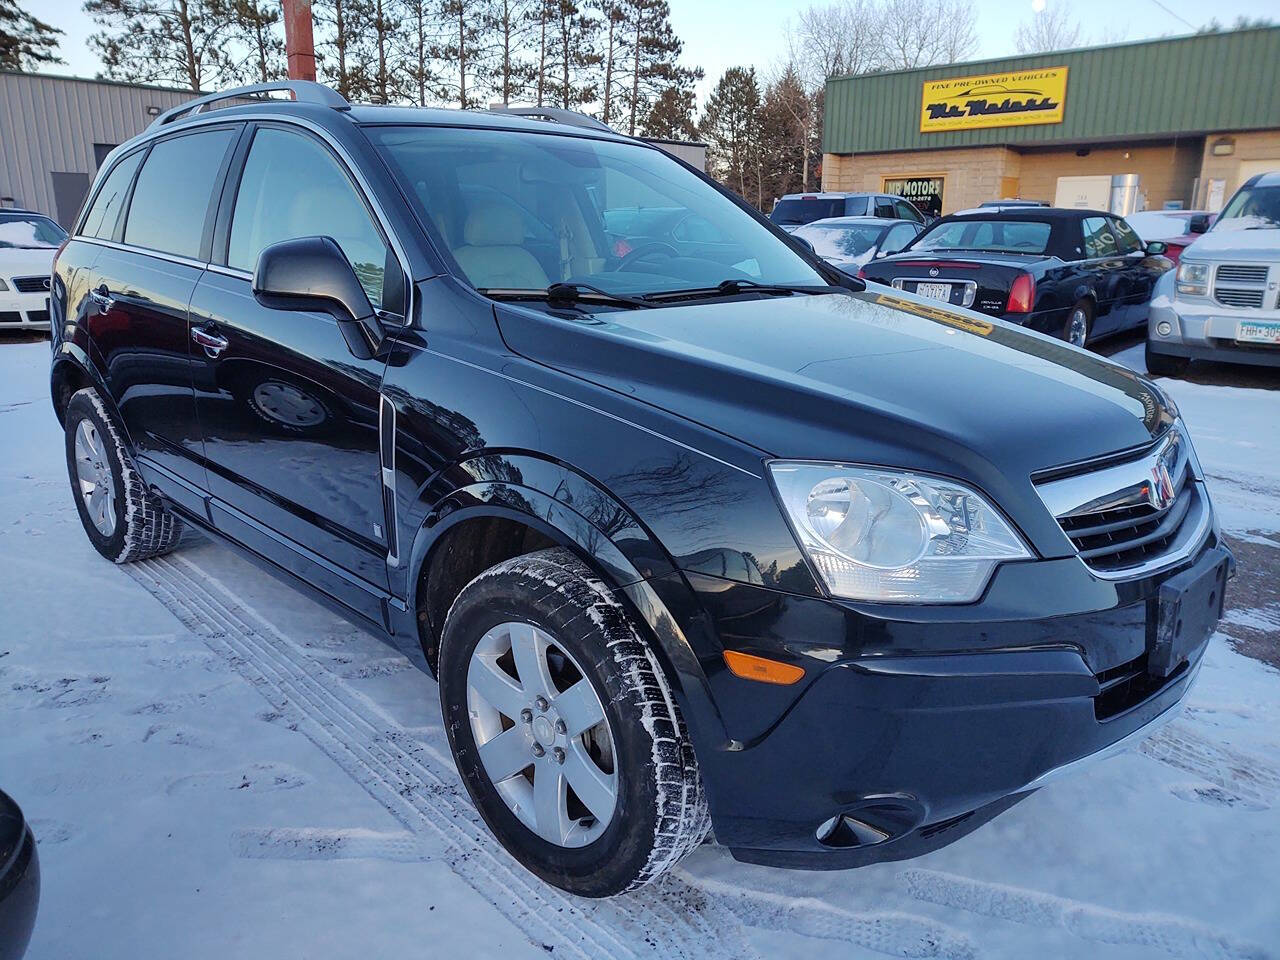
793, 235, 816, 254
1188, 214, 1209, 234
1145, 240, 1168, 256
254, 236, 384, 359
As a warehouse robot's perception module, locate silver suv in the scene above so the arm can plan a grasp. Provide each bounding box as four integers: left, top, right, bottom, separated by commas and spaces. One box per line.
1146, 171, 1280, 375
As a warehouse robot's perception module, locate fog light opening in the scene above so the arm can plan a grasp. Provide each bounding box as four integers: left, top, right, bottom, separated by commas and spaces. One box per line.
1157, 321, 1172, 337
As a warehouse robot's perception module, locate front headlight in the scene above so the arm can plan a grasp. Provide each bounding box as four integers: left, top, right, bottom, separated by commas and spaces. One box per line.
1175, 261, 1209, 297
768, 462, 1032, 603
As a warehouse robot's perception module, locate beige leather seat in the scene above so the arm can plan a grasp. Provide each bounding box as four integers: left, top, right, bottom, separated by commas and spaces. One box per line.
452, 204, 549, 290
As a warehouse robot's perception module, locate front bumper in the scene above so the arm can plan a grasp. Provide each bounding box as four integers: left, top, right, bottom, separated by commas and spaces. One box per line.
1149, 292, 1280, 369
672, 540, 1230, 868
0, 290, 51, 330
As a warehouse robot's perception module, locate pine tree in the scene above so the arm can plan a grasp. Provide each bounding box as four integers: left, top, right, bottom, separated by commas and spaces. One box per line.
228, 0, 284, 83
699, 67, 759, 201
544, 0, 597, 110
84, 0, 237, 92
397, 0, 441, 105
366, 0, 401, 103
314, 0, 374, 100
484, 0, 537, 106
616, 0, 700, 137
590, 0, 625, 126
1, 0, 64, 70
641, 85, 695, 140
437, 0, 488, 108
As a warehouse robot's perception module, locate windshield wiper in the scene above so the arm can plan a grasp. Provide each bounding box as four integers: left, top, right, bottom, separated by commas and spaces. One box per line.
642, 278, 842, 302
480, 282, 653, 309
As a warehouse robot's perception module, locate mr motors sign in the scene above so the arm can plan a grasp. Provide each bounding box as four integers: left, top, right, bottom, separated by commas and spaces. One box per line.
920, 67, 1068, 133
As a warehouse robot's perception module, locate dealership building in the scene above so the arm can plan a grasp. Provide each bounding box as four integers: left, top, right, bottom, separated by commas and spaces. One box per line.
821, 26, 1280, 217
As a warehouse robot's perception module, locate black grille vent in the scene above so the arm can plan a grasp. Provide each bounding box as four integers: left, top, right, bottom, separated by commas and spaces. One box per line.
11, 276, 49, 293
1058, 466, 1196, 573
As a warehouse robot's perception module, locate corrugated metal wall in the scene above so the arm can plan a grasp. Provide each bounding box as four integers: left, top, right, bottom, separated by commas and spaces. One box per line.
824, 27, 1280, 155
0, 72, 192, 224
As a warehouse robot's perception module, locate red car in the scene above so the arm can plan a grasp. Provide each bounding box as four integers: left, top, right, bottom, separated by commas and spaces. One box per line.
1125, 210, 1215, 265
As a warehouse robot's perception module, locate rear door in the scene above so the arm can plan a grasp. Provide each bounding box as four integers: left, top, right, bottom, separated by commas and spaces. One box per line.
87, 125, 239, 509
1079, 215, 1127, 335
188, 122, 404, 624
1109, 216, 1157, 329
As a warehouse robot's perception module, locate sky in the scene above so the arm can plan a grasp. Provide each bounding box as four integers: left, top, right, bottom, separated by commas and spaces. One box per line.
27, 0, 1280, 106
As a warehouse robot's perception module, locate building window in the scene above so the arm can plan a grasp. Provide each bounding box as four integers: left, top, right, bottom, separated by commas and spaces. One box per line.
883, 176, 944, 218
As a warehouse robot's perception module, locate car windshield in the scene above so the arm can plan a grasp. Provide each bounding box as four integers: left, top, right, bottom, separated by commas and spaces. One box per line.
367, 126, 824, 298
0, 215, 67, 249
793, 222, 883, 260
1215, 184, 1280, 229
1125, 211, 1195, 241
911, 218, 1051, 254
769, 197, 846, 225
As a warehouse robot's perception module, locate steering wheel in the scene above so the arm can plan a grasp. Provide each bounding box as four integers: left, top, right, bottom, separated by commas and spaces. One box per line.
617, 242, 680, 272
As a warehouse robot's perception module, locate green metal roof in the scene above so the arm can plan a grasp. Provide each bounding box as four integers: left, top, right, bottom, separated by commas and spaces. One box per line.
823, 27, 1280, 154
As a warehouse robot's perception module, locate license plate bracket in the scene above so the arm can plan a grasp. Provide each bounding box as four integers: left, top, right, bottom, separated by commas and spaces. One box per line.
1152, 548, 1230, 678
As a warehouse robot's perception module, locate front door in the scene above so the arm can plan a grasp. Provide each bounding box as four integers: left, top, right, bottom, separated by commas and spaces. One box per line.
188, 123, 403, 625
1079, 215, 1127, 336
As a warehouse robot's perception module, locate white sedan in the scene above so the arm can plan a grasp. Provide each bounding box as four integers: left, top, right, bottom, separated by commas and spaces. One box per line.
1, 211, 66, 331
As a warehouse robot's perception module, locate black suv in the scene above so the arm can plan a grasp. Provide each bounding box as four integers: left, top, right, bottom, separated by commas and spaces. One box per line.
50, 81, 1230, 897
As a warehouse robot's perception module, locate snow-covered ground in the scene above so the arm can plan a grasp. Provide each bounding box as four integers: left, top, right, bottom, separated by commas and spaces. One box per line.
2, 336, 1278, 960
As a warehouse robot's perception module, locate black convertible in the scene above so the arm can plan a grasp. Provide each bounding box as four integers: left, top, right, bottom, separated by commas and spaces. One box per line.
858, 208, 1173, 347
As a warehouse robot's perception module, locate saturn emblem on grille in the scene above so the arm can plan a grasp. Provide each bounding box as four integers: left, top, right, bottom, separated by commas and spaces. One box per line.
1148, 461, 1176, 510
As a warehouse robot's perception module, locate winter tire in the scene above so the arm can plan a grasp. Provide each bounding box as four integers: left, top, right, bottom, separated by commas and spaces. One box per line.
1145, 341, 1191, 378
438, 548, 710, 897
63, 388, 184, 563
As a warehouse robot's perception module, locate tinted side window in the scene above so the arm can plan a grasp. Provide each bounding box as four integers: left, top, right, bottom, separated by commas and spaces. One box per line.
882, 223, 917, 254
125, 129, 235, 258
80, 150, 144, 240
894, 198, 923, 223
1110, 217, 1142, 254
1082, 217, 1118, 258
845, 197, 869, 216
874, 198, 896, 218
228, 127, 390, 309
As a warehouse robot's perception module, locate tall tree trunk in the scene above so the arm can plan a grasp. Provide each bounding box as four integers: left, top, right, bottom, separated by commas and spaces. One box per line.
254, 20, 268, 82
501, 0, 511, 104
457, 5, 466, 107
334, 0, 348, 99
177, 0, 200, 91
536, 6, 546, 106
602, 10, 614, 124
559, 13, 569, 109
628, 15, 641, 136
416, 7, 426, 105
376, 0, 387, 102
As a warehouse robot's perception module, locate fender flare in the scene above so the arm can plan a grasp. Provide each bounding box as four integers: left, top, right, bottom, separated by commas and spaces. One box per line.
50, 341, 127, 438
403, 469, 733, 749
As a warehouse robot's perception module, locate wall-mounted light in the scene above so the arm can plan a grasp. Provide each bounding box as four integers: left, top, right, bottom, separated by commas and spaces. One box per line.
145, 106, 161, 116
1211, 137, 1235, 157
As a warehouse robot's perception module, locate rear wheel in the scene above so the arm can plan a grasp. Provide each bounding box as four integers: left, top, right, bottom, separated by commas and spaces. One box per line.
63, 388, 183, 563
438, 548, 710, 897
1145, 341, 1191, 378
1063, 301, 1093, 347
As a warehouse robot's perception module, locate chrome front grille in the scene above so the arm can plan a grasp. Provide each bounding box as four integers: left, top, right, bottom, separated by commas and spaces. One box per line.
1215, 287, 1266, 309
1036, 425, 1211, 579
1215, 264, 1268, 284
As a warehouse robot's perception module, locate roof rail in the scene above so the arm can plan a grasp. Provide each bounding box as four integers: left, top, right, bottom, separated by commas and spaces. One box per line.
147, 80, 350, 130
486, 105, 612, 133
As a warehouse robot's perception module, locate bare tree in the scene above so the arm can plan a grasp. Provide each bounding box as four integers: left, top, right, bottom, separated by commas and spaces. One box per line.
878, 0, 977, 70
792, 0, 882, 83
1015, 3, 1084, 54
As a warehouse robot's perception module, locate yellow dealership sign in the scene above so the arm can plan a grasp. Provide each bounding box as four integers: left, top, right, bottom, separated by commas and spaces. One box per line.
920, 67, 1068, 133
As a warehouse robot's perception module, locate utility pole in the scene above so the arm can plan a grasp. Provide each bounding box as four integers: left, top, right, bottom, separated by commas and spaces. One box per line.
282, 0, 318, 82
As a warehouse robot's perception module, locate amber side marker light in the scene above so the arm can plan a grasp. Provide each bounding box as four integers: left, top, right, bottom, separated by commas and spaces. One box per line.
722, 650, 805, 685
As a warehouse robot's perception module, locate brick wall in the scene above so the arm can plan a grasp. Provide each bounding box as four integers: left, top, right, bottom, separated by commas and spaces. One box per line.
1197, 130, 1280, 207
1016, 141, 1202, 210
821, 146, 1020, 214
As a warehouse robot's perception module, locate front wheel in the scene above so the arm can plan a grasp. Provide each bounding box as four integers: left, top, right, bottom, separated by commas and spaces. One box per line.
63, 388, 184, 563
438, 548, 710, 897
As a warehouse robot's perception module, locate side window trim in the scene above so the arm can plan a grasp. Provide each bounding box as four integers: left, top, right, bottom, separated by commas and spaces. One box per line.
214, 120, 407, 321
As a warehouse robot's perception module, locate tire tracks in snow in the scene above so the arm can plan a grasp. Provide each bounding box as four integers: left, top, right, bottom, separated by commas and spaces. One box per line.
128, 553, 976, 960
902, 868, 1275, 960
128, 554, 748, 960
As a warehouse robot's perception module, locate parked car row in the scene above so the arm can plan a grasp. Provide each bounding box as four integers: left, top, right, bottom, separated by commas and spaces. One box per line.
768, 191, 928, 232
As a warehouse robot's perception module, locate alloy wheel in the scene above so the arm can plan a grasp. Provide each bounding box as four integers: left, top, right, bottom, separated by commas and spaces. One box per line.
1067, 308, 1089, 347
73, 419, 117, 537
467, 621, 618, 847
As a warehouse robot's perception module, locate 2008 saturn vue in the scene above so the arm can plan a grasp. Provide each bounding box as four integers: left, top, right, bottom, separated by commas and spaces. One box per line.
48, 80, 1230, 897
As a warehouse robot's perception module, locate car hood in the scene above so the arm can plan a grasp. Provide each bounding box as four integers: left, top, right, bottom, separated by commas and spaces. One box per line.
496, 289, 1170, 489
0, 246, 56, 277
1182, 224, 1280, 261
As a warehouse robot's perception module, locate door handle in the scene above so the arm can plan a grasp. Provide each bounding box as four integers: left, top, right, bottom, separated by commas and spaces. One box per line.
191, 325, 229, 357
88, 285, 115, 311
